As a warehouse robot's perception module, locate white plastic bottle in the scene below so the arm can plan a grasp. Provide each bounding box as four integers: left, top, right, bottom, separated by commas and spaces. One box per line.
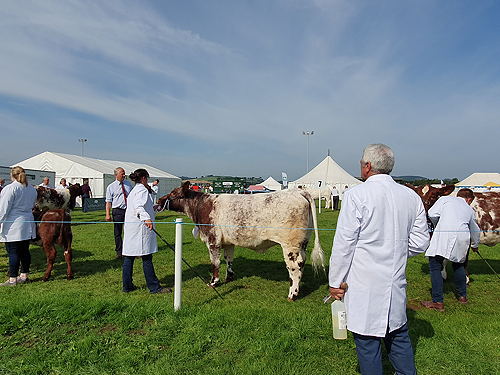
331, 299, 347, 340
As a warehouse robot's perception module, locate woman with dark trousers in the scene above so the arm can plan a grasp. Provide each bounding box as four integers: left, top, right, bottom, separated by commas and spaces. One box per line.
0, 166, 37, 286
122, 168, 170, 294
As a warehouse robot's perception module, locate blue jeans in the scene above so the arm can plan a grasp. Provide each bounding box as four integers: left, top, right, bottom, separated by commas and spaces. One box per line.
353, 322, 416, 375
122, 254, 161, 293
5, 240, 31, 277
429, 255, 466, 302
82, 194, 89, 212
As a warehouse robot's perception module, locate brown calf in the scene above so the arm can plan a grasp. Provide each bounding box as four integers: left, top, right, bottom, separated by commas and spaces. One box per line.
36, 209, 73, 281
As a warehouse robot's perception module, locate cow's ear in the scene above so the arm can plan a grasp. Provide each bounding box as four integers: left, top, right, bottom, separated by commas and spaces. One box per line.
441, 185, 455, 196
182, 181, 191, 193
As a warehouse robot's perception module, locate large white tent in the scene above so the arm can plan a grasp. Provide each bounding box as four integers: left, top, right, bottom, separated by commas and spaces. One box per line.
289, 155, 361, 190
457, 173, 500, 188
14, 152, 181, 198
261, 176, 283, 191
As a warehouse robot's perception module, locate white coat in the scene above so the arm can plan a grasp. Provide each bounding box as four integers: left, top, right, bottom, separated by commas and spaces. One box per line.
0, 181, 37, 242
329, 174, 429, 337
425, 196, 480, 263
122, 183, 158, 256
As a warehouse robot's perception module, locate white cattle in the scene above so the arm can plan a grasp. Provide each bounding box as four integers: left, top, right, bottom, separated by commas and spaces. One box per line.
297, 186, 334, 209
158, 182, 325, 300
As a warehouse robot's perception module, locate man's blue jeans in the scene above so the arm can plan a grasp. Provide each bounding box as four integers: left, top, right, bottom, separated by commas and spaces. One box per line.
429, 255, 466, 303
353, 322, 416, 375
122, 254, 161, 293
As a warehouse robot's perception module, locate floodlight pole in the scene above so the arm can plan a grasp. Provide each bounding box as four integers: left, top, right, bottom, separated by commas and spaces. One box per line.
302, 131, 314, 172
78, 138, 87, 156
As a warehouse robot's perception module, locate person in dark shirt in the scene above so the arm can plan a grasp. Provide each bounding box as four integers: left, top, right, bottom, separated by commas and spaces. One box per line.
81, 179, 92, 212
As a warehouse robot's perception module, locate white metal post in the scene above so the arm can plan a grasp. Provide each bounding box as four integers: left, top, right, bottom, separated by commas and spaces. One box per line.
174, 218, 183, 311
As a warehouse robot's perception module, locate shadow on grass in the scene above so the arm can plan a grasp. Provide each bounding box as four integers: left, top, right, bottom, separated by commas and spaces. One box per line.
159, 257, 327, 300
26, 245, 118, 280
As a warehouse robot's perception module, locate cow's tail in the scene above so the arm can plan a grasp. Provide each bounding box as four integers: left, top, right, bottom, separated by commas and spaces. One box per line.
306, 192, 325, 273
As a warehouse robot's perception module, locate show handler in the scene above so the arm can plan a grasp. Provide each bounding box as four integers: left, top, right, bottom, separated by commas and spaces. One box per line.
421, 188, 480, 311
0, 167, 37, 286
329, 144, 429, 375
121, 169, 170, 294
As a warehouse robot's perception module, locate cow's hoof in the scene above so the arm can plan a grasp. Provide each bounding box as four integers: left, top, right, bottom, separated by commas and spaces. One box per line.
67, 275, 74, 280
208, 281, 220, 288
42, 277, 50, 282
225, 274, 235, 283
287, 295, 298, 302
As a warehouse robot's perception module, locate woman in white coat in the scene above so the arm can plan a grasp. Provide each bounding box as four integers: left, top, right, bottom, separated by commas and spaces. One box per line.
122, 168, 170, 294
0, 166, 37, 286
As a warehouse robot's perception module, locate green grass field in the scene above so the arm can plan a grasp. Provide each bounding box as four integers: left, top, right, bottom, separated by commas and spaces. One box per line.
0, 207, 499, 375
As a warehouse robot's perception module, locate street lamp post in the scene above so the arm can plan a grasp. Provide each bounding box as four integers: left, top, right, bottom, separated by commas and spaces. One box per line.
302, 131, 314, 172
78, 138, 87, 156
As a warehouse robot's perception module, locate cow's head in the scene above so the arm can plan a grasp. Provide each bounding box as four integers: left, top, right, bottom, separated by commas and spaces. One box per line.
156, 181, 202, 213
406, 184, 455, 211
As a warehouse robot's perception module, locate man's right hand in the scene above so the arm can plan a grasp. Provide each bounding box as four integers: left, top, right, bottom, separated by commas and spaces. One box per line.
471, 247, 479, 253
106, 214, 112, 222
329, 282, 348, 300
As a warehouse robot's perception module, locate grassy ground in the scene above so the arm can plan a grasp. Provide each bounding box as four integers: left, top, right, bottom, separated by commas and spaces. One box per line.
0, 207, 499, 375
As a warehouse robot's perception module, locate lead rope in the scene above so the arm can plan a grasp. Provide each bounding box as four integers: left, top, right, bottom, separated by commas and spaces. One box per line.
152, 227, 224, 300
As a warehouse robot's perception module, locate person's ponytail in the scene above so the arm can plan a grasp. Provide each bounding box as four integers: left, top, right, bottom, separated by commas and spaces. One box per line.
129, 169, 149, 183
11, 166, 27, 186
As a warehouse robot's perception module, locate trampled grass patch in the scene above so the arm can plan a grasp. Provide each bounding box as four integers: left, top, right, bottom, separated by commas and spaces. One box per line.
0, 208, 499, 374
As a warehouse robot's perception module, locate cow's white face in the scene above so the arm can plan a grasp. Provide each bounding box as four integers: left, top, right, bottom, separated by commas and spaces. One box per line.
35, 186, 71, 211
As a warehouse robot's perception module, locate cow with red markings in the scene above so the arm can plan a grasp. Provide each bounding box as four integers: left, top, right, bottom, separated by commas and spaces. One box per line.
32, 184, 81, 281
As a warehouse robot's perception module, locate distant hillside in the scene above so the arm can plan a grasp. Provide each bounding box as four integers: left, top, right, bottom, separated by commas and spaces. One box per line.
180, 175, 264, 186
393, 176, 427, 182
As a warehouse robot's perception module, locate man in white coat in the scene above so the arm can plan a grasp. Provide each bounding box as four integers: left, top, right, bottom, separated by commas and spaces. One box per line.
421, 188, 480, 311
329, 144, 429, 375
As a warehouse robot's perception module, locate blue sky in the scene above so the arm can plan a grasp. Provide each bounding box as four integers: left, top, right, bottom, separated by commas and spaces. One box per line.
1, 0, 499, 180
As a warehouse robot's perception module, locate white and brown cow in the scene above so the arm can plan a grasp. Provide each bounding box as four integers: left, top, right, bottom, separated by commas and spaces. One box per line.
158, 182, 325, 301
35, 184, 82, 211
407, 184, 500, 280
405, 184, 455, 212
406, 184, 500, 245
297, 186, 333, 209
32, 185, 80, 280
33, 209, 74, 281
469, 191, 500, 246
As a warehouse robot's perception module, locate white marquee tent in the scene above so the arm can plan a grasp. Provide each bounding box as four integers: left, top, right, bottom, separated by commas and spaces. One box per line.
457, 173, 500, 188
289, 155, 361, 190
261, 176, 283, 191
14, 152, 182, 198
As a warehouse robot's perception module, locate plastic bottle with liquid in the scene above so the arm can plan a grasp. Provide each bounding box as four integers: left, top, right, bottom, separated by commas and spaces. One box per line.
331, 299, 347, 340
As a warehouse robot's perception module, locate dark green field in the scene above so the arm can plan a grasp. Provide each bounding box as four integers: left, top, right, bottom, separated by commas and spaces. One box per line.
0, 208, 499, 375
